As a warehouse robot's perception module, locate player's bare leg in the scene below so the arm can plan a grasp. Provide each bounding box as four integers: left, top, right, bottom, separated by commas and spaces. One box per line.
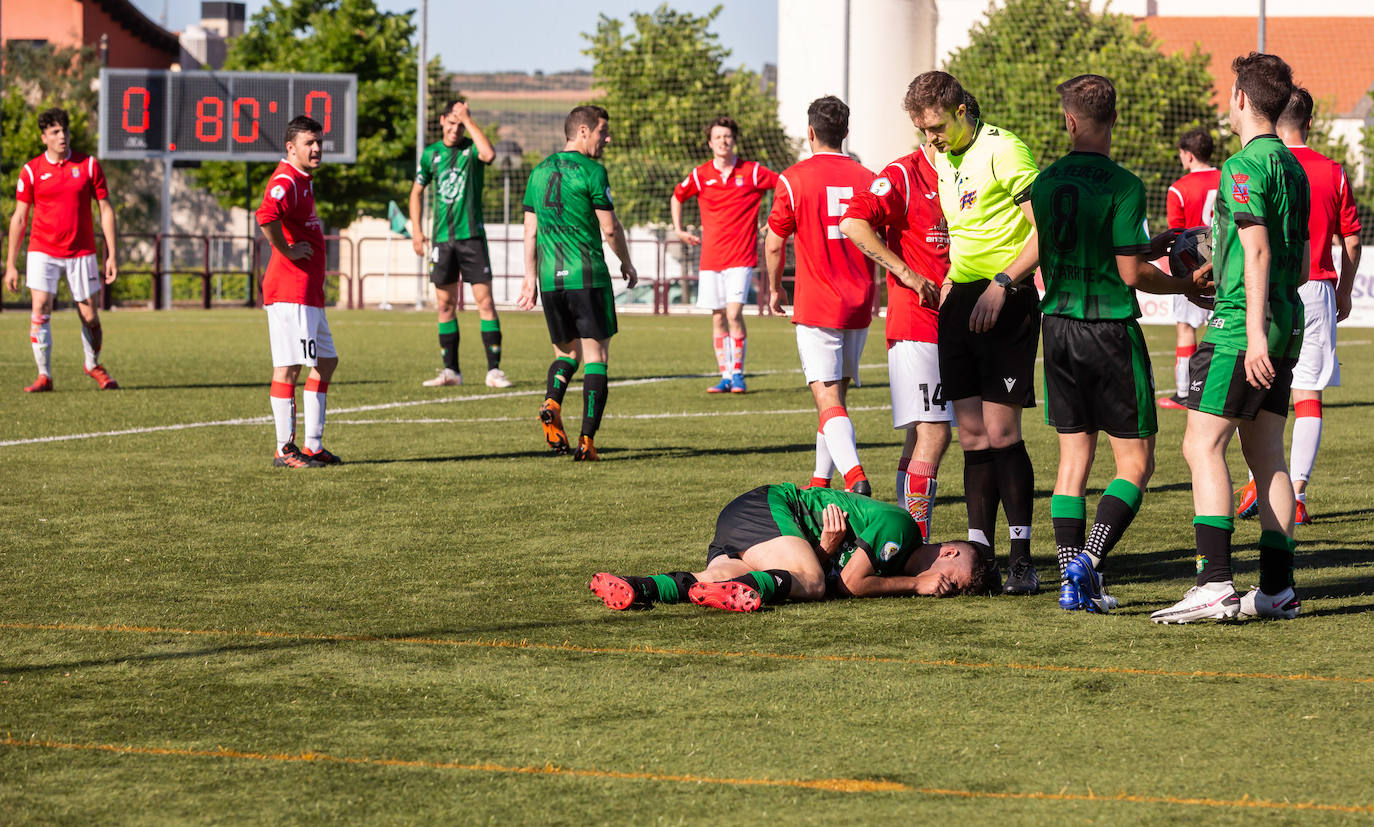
471, 282, 509, 387
707, 310, 732, 392
690, 535, 827, 611
724, 301, 747, 392
24, 288, 56, 391
75, 294, 117, 389
811, 378, 867, 493
1235, 410, 1301, 615
424, 284, 463, 386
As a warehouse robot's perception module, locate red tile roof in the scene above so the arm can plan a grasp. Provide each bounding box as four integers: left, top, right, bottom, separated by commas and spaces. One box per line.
1138, 16, 1374, 117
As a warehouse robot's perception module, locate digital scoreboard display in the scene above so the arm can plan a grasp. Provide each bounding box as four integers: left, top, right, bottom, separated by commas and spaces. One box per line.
99, 69, 357, 162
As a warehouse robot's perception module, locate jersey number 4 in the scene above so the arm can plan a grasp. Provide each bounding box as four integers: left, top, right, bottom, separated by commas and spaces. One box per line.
543, 171, 564, 216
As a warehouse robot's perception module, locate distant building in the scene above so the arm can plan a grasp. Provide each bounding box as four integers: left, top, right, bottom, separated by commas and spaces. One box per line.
1, 0, 178, 68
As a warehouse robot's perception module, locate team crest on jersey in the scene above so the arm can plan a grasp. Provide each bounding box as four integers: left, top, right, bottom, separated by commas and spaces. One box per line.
734, 175, 744, 186
879, 541, 901, 563
72, 168, 80, 178
1231, 174, 1250, 204
959, 190, 978, 210
870, 177, 892, 197
439, 168, 465, 203
270, 185, 286, 200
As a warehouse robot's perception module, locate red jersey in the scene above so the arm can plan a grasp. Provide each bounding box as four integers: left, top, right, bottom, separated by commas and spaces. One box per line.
1288, 145, 1362, 282
674, 158, 778, 270
256, 160, 327, 307
15, 151, 109, 257
1165, 167, 1220, 230
843, 148, 949, 345
767, 152, 875, 330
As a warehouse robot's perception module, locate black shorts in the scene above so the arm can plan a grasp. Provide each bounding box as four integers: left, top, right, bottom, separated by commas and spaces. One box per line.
542, 286, 618, 344
1186, 343, 1296, 420
937, 280, 1039, 406
429, 238, 492, 286
1042, 315, 1157, 438
705, 486, 805, 564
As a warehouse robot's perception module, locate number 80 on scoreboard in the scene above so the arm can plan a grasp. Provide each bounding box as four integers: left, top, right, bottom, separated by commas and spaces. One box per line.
99, 69, 357, 162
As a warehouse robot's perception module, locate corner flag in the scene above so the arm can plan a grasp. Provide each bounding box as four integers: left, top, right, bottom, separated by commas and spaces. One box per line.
387, 200, 410, 238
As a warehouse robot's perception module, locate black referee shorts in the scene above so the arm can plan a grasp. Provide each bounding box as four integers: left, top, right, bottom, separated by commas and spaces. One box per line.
937, 280, 1039, 406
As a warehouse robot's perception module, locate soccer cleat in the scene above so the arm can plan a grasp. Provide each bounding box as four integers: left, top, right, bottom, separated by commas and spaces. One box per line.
302, 446, 343, 465
589, 572, 639, 610
1002, 560, 1040, 595
1295, 500, 1311, 526
847, 479, 872, 497
1065, 553, 1111, 613
803, 476, 831, 490
688, 580, 762, 613
23, 374, 53, 393
423, 368, 463, 387
84, 364, 119, 389
1157, 394, 1186, 410
1059, 580, 1083, 611
729, 372, 747, 393
1150, 583, 1240, 624
539, 399, 570, 454
1238, 586, 1301, 619
707, 377, 733, 393
273, 442, 325, 468
1236, 479, 1258, 519
485, 368, 512, 388
573, 434, 598, 462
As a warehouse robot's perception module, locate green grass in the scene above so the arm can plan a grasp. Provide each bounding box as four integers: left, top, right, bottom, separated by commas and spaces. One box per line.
1, 307, 1372, 823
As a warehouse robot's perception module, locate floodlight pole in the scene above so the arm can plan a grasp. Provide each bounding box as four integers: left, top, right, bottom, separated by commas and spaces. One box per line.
415, 0, 428, 310
1258, 0, 1266, 52
160, 156, 172, 309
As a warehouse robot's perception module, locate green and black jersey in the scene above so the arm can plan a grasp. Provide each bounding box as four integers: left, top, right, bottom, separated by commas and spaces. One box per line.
768, 485, 925, 576
522, 151, 614, 292
1031, 151, 1151, 321
416, 137, 487, 242
1206, 134, 1309, 358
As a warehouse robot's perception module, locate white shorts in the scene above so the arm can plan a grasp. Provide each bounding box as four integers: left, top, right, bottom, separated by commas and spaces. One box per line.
26, 251, 100, 301
888, 340, 953, 427
266, 302, 337, 368
696, 266, 753, 309
796, 324, 867, 384
1172, 293, 1211, 329
1292, 279, 1339, 390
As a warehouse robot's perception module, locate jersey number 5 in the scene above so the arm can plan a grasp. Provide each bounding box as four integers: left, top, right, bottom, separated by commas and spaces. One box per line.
826, 186, 855, 239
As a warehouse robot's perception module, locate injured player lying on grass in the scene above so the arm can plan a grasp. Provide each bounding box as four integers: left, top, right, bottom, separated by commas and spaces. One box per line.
589, 484, 992, 612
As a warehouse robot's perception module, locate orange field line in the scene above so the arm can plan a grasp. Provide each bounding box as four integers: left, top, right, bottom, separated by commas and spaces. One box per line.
3, 620, 1372, 685
2, 736, 1371, 814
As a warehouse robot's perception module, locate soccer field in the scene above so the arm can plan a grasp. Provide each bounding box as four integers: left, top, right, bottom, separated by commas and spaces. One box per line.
1, 308, 1372, 822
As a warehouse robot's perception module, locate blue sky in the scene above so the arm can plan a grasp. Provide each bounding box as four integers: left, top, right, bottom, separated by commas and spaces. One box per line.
132, 1, 778, 73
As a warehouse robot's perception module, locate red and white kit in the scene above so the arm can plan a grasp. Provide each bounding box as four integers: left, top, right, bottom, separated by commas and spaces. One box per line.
257, 160, 335, 367
1166, 166, 1220, 330
675, 158, 777, 307
768, 151, 876, 382
844, 148, 952, 427
17, 151, 108, 300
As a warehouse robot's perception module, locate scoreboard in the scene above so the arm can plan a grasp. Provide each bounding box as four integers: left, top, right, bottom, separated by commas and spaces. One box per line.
98, 69, 357, 162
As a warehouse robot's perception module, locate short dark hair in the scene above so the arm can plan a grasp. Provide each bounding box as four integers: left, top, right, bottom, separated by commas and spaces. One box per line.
705, 116, 739, 141
903, 71, 965, 116
38, 108, 69, 132
1232, 52, 1294, 124
963, 92, 981, 121
285, 115, 323, 144
1177, 128, 1214, 162
807, 95, 849, 148
1277, 86, 1314, 131
565, 104, 609, 139
443, 98, 467, 116
1056, 74, 1116, 125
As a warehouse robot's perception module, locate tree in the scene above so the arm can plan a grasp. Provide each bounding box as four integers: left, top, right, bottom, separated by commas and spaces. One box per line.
945, 0, 1217, 220
193, 0, 421, 229
583, 4, 795, 227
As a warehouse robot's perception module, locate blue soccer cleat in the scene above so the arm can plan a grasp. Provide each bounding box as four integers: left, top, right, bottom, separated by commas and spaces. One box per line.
707, 377, 733, 394
1065, 552, 1111, 614
1059, 579, 1083, 611
729, 372, 747, 393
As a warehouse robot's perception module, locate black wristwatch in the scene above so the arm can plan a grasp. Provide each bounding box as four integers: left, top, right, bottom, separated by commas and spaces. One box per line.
993, 272, 1016, 291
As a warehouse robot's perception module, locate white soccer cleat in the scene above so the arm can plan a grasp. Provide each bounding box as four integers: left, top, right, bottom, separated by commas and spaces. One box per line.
1150, 583, 1240, 624
485, 368, 512, 388
1239, 586, 1301, 619
423, 368, 463, 387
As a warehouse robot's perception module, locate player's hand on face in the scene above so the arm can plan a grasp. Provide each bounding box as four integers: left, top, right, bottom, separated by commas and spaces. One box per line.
675, 229, 700, 246
969, 281, 1006, 333
818, 504, 849, 557
4, 266, 18, 293
450, 101, 471, 123
1243, 335, 1274, 389
768, 285, 789, 317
